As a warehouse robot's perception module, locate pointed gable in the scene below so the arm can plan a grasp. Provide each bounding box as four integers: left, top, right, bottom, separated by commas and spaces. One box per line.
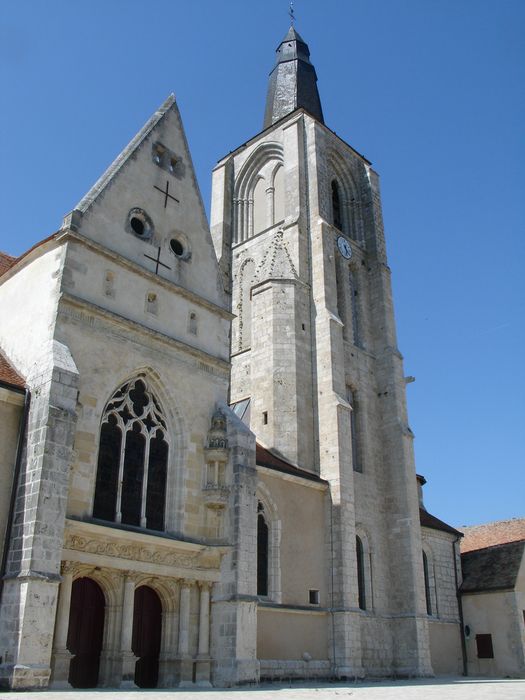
65, 95, 225, 308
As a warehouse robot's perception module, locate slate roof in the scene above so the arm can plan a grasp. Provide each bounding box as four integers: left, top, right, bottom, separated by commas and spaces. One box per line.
263, 26, 324, 128
460, 518, 525, 553
256, 443, 326, 484
461, 540, 524, 593
0, 348, 25, 390
420, 508, 463, 537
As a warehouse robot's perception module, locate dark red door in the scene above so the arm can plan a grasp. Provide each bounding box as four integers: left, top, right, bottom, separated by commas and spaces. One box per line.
132, 585, 162, 688
67, 577, 105, 688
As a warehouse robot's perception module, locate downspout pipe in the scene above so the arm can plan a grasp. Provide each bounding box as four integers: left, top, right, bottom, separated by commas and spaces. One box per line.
453, 533, 468, 676
0, 383, 30, 606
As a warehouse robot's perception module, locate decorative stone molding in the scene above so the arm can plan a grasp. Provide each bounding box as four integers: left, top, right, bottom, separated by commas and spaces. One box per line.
203, 408, 230, 514
254, 228, 298, 281
63, 520, 224, 575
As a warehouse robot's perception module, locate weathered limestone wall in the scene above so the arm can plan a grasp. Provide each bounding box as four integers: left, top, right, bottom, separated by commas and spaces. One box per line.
0, 390, 24, 568
428, 621, 463, 675
61, 238, 230, 363
210, 408, 259, 686
56, 295, 230, 540
258, 468, 328, 605
420, 528, 463, 674
0, 340, 79, 689
257, 608, 328, 660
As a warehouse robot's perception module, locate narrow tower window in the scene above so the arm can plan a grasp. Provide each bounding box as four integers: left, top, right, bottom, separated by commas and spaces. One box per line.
356, 535, 366, 610
422, 550, 432, 615
332, 180, 343, 230
257, 502, 269, 596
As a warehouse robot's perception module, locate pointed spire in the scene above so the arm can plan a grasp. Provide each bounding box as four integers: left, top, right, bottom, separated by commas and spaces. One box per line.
263, 26, 324, 128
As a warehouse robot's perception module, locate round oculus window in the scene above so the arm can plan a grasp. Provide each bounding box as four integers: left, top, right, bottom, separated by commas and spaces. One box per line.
127, 208, 153, 239
170, 238, 184, 257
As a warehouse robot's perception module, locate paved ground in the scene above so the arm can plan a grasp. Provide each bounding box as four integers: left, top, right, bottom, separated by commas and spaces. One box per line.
5, 678, 525, 700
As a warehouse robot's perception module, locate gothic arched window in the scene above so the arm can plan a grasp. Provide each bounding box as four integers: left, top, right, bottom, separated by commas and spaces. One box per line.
331, 180, 343, 230
257, 502, 269, 596
356, 535, 366, 610
93, 378, 169, 531
422, 550, 432, 615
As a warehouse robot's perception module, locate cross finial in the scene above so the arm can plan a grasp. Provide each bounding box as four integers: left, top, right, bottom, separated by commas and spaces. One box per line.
289, 1, 295, 26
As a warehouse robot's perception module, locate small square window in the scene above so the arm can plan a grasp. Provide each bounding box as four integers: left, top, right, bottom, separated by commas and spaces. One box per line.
476, 633, 494, 659
309, 589, 320, 605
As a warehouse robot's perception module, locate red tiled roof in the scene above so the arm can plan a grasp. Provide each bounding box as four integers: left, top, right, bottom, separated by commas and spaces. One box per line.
256, 443, 326, 483
420, 508, 463, 537
460, 519, 525, 553
0, 252, 17, 277
0, 349, 25, 389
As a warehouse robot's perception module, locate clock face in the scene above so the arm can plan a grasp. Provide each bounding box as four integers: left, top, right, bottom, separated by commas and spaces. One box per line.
337, 235, 352, 260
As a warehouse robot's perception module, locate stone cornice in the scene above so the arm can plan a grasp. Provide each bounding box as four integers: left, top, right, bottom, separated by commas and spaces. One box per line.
57, 229, 233, 320
63, 519, 228, 581
59, 292, 230, 376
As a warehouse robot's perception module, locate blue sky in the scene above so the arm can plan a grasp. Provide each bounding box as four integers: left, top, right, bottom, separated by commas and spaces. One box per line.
1, 0, 523, 527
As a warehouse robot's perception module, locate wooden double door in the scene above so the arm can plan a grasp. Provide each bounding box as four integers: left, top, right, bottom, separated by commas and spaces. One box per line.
132, 585, 162, 688
66, 578, 162, 689
67, 577, 105, 688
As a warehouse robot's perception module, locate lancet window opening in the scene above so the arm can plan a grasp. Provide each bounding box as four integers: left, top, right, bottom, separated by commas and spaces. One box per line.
93, 378, 169, 531
257, 502, 269, 597
329, 157, 364, 245
356, 535, 367, 610
255, 493, 282, 601
233, 144, 284, 244
422, 550, 432, 615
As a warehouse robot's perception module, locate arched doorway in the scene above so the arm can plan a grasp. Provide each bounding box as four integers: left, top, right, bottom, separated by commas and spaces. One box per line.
67, 577, 105, 688
132, 585, 162, 688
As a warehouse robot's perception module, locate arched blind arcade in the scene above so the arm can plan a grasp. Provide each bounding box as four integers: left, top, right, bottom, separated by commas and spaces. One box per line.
93, 378, 169, 531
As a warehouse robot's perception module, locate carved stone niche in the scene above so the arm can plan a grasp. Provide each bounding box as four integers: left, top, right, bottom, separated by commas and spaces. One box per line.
203, 408, 230, 511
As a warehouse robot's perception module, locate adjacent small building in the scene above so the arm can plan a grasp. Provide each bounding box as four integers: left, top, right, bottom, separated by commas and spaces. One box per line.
461, 520, 525, 678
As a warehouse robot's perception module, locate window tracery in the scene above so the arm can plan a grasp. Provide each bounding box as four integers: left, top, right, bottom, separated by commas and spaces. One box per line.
93, 378, 169, 531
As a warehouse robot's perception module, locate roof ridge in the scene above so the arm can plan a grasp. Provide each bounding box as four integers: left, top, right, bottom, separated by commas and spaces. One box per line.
462, 538, 525, 555
72, 94, 177, 217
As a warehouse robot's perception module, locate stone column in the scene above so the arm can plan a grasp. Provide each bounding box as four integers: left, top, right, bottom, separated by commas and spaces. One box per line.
266, 186, 275, 227
178, 580, 193, 686
196, 582, 212, 686
119, 573, 137, 688
50, 562, 75, 688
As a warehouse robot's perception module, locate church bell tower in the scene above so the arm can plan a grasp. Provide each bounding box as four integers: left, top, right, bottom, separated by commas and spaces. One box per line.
211, 25, 433, 677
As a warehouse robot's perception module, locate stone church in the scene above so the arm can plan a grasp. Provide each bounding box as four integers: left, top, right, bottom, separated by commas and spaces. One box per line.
0, 27, 464, 689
